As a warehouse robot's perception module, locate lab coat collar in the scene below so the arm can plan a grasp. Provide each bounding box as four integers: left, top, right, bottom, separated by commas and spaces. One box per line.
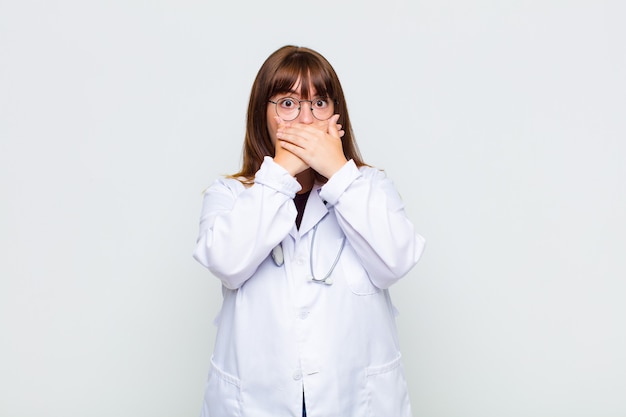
290, 184, 328, 239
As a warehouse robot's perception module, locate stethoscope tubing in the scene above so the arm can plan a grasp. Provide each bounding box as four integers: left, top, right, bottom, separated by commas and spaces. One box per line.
271, 223, 345, 286
308, 223, 345, 285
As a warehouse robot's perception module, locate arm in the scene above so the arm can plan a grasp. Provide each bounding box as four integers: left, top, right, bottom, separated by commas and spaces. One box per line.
193, 157, 301, 289
319, 160, 426, 289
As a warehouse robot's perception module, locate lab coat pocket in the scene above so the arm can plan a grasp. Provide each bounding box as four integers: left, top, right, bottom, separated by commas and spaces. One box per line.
201, 357, 242, 417
365, 355, 411, 417
341, 246, 380, 296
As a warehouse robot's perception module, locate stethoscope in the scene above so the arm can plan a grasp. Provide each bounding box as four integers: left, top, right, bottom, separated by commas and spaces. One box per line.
271, 223, 346, 285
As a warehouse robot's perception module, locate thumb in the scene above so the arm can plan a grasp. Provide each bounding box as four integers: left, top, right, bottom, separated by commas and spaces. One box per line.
327, 114, 341, 138
275, 116, 288, 129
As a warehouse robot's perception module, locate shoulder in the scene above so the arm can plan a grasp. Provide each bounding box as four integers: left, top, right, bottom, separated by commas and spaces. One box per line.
357, 165, 389, 181
204, 176, 248, 197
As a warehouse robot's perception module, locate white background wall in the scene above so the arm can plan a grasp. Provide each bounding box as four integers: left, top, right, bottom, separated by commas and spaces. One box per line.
1, 1, 625, 416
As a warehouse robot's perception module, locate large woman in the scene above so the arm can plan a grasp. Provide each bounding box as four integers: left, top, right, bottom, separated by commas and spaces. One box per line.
193, 45, 425, 417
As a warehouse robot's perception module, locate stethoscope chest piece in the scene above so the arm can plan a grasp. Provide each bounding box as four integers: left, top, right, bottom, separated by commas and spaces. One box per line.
271, 245, 284, 267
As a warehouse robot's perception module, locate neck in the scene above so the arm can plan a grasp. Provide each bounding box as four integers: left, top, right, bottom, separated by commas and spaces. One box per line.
295, 169, 314, 194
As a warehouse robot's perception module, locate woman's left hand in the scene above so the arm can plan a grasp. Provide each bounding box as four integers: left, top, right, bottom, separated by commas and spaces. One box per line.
276, 114, 348, 179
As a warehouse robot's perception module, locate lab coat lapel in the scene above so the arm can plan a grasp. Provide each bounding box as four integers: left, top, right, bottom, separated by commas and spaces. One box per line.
298, 186, 328, 237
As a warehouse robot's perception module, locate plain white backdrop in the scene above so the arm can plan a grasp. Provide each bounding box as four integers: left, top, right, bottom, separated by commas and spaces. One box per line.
1, 1, 625, 416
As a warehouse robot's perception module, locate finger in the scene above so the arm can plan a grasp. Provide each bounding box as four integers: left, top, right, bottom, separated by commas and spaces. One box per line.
327, 114, 341, 138
275, 116, 292, 131
275, 130, 305, 147
335, 124, 345, 138
277, 125, 319, 143
279, 140, 305, 158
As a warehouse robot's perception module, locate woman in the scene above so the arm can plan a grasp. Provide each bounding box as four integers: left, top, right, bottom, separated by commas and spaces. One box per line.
193, 45, 425, 417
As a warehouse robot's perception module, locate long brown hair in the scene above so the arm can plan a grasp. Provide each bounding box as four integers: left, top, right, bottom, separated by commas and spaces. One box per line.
231, 45, 365, 182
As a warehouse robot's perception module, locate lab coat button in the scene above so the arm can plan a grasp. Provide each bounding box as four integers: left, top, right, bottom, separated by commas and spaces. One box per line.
296, 257, 305, 265
292, 370, 302, 380
298, 311, 309, 320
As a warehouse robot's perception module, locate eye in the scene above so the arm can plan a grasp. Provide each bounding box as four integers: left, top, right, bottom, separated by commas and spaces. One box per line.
313, 98, 329, 109
278, 98, 298, 109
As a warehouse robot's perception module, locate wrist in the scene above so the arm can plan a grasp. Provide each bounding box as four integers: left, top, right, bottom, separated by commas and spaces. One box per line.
321, 157, 349, 179
273, 154, 304, 176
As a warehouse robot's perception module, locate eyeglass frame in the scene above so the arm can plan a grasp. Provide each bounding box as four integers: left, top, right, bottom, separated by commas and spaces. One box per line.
268, 96, 338, 121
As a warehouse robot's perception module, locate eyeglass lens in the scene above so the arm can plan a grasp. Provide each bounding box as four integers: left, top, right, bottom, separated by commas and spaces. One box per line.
272, 97, 334, 121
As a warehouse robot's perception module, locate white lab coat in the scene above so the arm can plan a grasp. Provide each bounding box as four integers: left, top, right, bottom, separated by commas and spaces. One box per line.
193, 157, 425, 417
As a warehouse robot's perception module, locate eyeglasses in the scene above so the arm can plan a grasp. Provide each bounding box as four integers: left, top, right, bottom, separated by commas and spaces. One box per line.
268, 97, 335, 121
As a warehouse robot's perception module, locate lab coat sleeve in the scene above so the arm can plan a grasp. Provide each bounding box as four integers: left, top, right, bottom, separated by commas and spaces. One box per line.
319, 160, 425, 289
193, 157, 301, 289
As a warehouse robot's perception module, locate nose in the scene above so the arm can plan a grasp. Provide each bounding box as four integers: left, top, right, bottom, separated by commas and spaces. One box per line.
296, 101, 315, 124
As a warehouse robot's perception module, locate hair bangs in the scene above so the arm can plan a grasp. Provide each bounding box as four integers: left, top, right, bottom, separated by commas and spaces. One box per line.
268, 53, 334, 99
